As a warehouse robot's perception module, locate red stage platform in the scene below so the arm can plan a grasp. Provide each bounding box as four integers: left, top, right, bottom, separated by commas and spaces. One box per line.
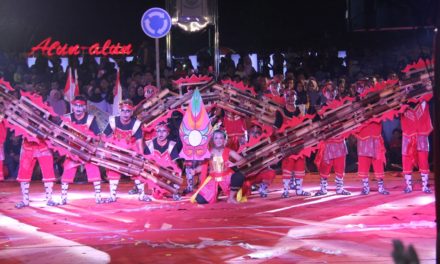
0, 172, 436, 263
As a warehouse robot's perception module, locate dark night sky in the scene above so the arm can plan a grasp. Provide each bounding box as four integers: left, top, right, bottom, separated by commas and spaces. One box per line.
0, 0, 435, 54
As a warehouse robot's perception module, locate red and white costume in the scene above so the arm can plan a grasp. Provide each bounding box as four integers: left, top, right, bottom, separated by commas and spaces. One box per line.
17, 139, 56, 183
401, 102, 432, 175
61, 113, 101, 183
103, 116, 142, 180
356, 121, 386, 179
315, 136, 347, 179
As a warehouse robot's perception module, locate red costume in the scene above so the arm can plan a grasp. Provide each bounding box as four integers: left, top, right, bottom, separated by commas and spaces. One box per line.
401, 102, 432, 175
315, 137, 347, 179
314, 136, 350, 195
192, 148, 236, 204
400, 101, 432, 193
103, 116, 142, 180
17, 139, 56, 183
61, 113, 101, 183
356, 122, 386, 179
222, 115, 246, 151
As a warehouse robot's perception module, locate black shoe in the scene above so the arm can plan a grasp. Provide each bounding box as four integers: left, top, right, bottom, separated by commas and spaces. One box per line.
15, 201, 29, 209
314, 190, 327, 196
47, 200, 59, 206
128, 187, 139, 195
296, 190, 311, 196
138, 195, 152, 202
103, 197, 117, 203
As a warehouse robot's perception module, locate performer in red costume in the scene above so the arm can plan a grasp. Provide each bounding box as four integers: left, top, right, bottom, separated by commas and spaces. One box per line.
191, 130, 245, 204
275, 88, 311, 197
355, 121, 389, 195
60, 95, 103, 204
401, 101, 432, 193
15, 137, 58, 208
239, 124, 276, 198
222, 111, 246, 151
143, 121, 181, 200
102, 99, 144, 202
314, 135, 351, 196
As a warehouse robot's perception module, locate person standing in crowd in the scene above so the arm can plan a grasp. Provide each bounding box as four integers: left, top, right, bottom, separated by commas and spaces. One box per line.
46, 86, 68, 116
102, 99, 143, 202
306, 77, 324, 114
59, 95, 103, 205
401, 101, 432, 193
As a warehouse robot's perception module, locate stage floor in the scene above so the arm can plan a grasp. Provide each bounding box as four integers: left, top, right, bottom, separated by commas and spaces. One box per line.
0, 172, 436, 264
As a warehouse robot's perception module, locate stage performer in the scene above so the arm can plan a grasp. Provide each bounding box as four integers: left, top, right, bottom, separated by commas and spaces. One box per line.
274, 87, 311, 197
239, 124, 276, 198
143, 120, 181, 200
59, 95, 103, 204
15, 137, 58, 208
401, 101, 432, 193
355, 121, 390, 195
102, 99, 144, 202
314, 135, 351, 196
222, 111, 247, 151
191, 130, 245, 204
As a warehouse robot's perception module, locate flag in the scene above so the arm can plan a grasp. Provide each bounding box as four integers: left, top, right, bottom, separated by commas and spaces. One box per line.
112, 68, 122, 115
63, 67, 79, 102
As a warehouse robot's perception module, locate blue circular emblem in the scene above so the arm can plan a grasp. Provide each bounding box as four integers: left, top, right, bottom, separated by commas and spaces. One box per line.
141, 8, 172, 38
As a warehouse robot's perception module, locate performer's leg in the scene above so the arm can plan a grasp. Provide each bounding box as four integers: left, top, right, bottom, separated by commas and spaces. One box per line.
184, 166, 194, 194
135, 179, 152, 202
358, 156, 371, 195
402, 154, 413, 193
15, 182, 30, 208
372, 158, 389, 195
315, 160, 331, 196
83, 163, 103, 203
104, 170, 120, 203
228, 171, 244, 203
44, 182, 58, 206
16, 149, 36, 208
93, 181, 102, 203
281, 158, 294, 198
38, 154, 57, 206
60, 164, 77, 205
418, 151, 431, 193
293, 158, 310, 196
334, 156, 350, 195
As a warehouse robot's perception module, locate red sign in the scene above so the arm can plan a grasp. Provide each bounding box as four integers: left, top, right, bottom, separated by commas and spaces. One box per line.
29, 37, 133, 57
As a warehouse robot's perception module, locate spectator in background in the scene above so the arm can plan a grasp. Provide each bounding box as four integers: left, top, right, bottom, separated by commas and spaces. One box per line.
306, 77, 324, 114
46, 88, 68, 116
295, 81, 308, 116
